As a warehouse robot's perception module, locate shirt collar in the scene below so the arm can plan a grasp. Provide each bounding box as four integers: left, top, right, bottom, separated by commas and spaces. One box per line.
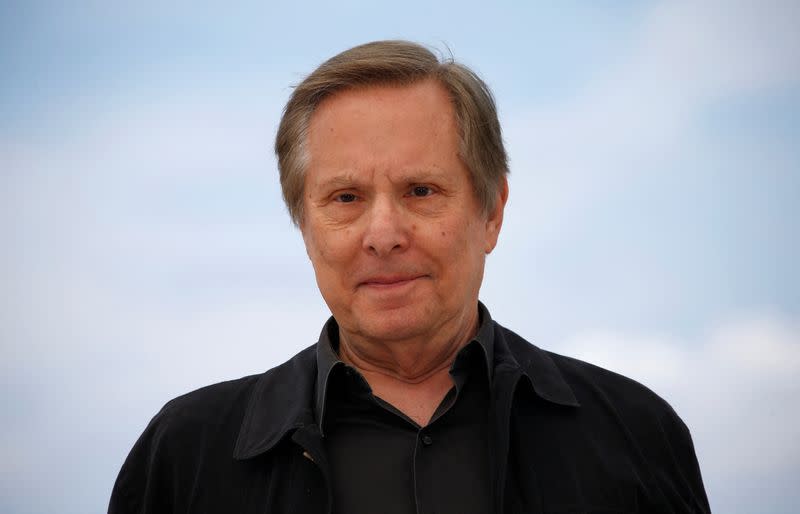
234, 303, 578, 460
315, 302, 496, 432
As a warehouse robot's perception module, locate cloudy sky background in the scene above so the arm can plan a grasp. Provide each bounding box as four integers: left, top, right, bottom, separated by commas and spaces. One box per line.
2, 1, 798, 513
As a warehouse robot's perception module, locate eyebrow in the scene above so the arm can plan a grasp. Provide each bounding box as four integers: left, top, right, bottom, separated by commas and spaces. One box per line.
311, 167, 453, 191
394, 168, 451, 184
311, 174, 360, 191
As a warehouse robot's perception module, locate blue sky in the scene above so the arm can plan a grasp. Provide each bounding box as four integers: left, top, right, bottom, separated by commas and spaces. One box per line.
2, 1, 798, 513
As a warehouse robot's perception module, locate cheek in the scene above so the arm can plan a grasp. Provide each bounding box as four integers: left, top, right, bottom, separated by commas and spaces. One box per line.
308, 226, 357, 271
430, 220, 472, 263
438, 217, 486, 267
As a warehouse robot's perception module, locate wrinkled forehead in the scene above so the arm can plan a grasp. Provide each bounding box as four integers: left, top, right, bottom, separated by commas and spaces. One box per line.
308, 79, 457, 135
306, 80, 461, 169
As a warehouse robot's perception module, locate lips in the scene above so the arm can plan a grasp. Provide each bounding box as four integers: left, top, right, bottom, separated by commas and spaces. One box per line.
358, 274, 427, 288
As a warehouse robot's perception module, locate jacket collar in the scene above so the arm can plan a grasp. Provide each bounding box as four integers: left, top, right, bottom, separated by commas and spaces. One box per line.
233, 344, 318, 460
233, 307, 578, 460
493, 323, 580, 407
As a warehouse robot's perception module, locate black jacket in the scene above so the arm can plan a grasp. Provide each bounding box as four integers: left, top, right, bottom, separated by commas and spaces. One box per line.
109, 320, 710, 513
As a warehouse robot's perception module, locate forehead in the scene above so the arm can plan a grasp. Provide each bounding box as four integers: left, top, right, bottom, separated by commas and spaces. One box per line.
311, 78, 456, 127
308, 80, 459, 152
305, 80, 462, 180
313, 78, 451, 114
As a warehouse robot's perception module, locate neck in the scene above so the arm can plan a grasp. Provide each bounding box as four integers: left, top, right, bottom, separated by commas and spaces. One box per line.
337, 306, 479, 425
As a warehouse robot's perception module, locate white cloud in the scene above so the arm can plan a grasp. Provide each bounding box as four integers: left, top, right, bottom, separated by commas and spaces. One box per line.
559, 313, 800, 482
707, 316, 800, 379
635, 0, 800, 95
2, 2, 797, 513
501, 0, 800, 240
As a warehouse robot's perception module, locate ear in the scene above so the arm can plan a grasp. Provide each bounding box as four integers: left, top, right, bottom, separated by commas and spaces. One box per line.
484, 176, 509, 254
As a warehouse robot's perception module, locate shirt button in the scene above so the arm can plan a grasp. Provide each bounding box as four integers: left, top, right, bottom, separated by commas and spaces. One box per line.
421, 434, 433, 446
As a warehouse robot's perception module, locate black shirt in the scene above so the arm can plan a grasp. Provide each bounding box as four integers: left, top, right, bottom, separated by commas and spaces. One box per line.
109, 304, 711, 513
315, 307, 495, 514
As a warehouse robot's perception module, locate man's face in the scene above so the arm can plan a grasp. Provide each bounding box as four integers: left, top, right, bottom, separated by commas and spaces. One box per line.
301, 79, 505, 343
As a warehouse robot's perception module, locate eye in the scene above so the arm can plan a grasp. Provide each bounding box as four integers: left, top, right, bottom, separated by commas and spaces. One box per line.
410, 185, 434, 197
335, 193, 358, 203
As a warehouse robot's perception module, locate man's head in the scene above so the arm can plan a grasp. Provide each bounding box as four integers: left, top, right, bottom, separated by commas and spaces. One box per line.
276, 41, 509, 345
276, 40, 509, 226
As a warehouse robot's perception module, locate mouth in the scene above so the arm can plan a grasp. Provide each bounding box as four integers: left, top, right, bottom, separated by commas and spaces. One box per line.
358, 274, 427, 288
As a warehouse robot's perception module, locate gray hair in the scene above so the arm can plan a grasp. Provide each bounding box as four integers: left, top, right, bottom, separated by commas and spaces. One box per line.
275, 40, 509, 225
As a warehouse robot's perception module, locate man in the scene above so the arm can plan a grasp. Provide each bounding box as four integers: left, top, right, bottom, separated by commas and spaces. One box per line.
109, 41, 710, 513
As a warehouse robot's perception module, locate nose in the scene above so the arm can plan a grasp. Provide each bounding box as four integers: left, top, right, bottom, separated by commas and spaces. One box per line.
362, 196, 410, 257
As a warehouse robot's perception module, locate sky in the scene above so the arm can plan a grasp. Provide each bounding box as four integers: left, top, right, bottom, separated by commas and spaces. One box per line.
1, 1, 798, 513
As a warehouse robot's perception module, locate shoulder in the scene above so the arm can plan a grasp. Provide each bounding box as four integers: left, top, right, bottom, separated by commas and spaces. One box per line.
548, 349, 701, 473
109, 345, 318, 512
499, 323, 697, 468
499, 325, 710, 511
109, 375, 262, 512
155, 374, 261, 426
148, 344, 317, 441
500, 323, 681, 426
550, 350, 683, 426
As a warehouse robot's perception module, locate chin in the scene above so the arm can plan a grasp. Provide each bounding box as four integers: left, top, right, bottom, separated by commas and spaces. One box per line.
350, 303, 433, 342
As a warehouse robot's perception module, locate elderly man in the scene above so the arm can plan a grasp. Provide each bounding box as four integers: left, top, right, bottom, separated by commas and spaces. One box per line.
109, 41, 710, 513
